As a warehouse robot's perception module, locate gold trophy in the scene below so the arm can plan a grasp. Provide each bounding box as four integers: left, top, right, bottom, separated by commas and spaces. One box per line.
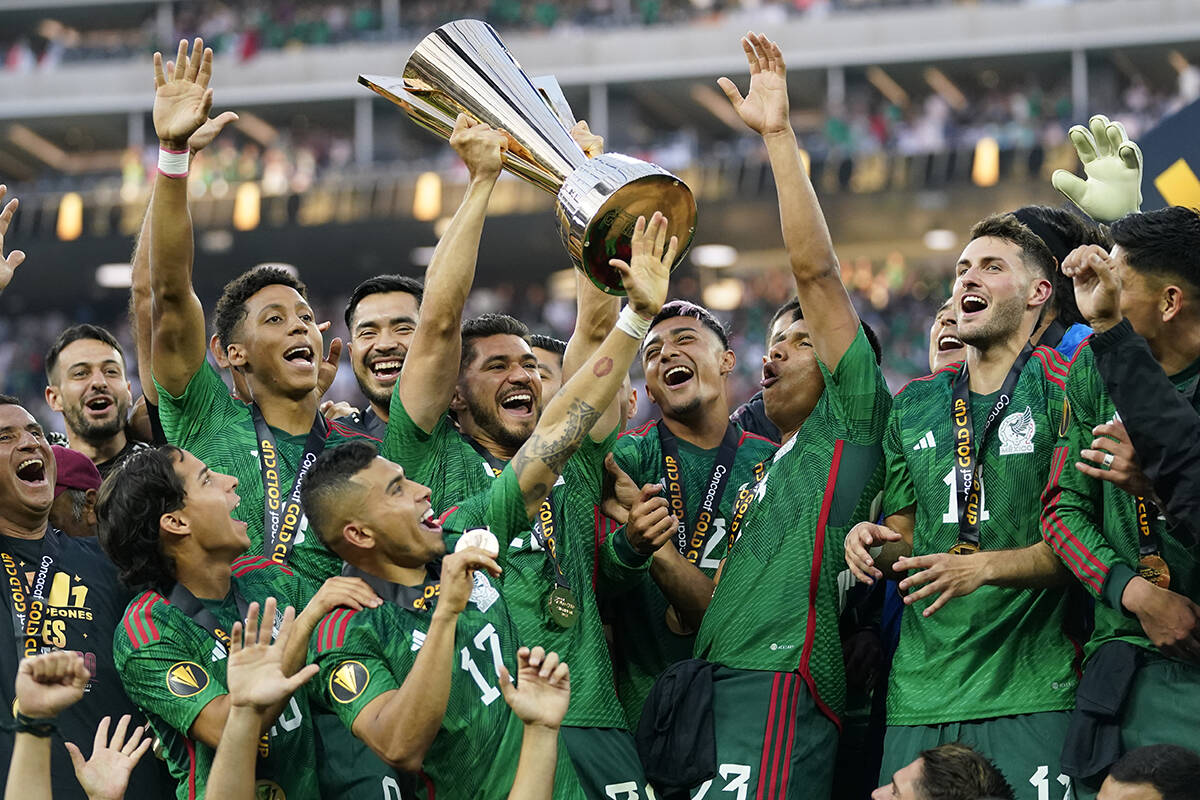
360, 19, 697, 295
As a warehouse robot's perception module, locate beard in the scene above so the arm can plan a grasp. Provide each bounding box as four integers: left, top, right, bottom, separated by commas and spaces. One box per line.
958, 294, 1027, 349
354, 365, 393, 411
63, 399, 127, 445
465, 391, 537, 452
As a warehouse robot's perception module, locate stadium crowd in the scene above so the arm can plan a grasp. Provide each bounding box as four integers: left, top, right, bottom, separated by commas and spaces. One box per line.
0, 27, 1197, 800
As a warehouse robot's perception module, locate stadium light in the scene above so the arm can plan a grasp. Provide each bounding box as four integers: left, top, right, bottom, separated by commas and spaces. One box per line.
702, 278, 744, 311
923, 229, 958, 251
413, 172, 442, 222
691, 244, 738, 269
972, 137, 1000, 187
233, 182, 261, 231
57, 192, 83, 241
95, 263, 132, 289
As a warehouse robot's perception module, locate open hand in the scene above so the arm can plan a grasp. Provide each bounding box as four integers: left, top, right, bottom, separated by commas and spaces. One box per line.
1052, 114, 1142, 223
227, 599, 320, 713
717, 33, 790, 137
0, 186, 25, 294
1076, 419, 1154, 497
609, 212, 676, 318
153, 38, 215, 150
65, 715, 152, 800
499, 646, 570, 730
894, 552, 988, 617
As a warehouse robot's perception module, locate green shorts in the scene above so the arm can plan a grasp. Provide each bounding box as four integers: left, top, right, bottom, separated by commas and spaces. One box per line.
881, 712, 1074, 800
560, 726, 651, 800
314, 712, 412, 799
692, 666, 838, 800
1073, 654, 1200, 800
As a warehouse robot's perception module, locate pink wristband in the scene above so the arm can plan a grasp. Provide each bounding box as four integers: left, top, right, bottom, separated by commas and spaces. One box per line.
157, 147, 189, 178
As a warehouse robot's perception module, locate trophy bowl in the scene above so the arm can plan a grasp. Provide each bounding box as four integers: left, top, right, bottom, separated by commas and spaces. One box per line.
360, 19, 697, 295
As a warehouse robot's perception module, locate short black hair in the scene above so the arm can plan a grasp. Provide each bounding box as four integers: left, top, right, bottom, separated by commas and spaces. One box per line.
300, 441, 379, 550
95, 446, 185, 593
0, 394, 20, 406
1110, 206, 1200, 290
1109, 744, 1200, 800
529, 334, 566, 358
45, 324, 125, 383
968, 213, 1057, 283
460, 314, 531, 369
213, 266, 308, 355
344, 274, 425, 329
649, 300, 729, 350
769, 299, 883, 365
1012, 205, 1112, 327
918, 743, 1015, 800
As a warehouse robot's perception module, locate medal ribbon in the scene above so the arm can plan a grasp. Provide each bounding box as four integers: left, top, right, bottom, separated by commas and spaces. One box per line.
344, 562, 442, 612
724, 459, 769, 555
461, 434, 569, 589
2, 532, 60, 661
657, 423, 740, 564
166, 583, 268, 755
251, 406, 328, 565
950, 346, 1033, 550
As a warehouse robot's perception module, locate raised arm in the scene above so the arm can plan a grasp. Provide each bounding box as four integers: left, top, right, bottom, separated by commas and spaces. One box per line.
719, 33, 860, 368
0, 186, 26, 297
510, 213, 675, 520
351, 548, 501, 771
148, 38, 218, 397
5, 652, 89, 800
396, 115, 507, 433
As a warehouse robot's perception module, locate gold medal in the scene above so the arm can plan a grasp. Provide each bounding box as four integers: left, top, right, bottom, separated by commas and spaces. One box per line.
1138, 554, 1171, 589
547, 586, 578, 629
949, 541, 979, 555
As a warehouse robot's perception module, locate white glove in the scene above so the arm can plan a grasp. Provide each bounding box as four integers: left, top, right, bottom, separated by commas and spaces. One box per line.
1052, 114, 1143, 223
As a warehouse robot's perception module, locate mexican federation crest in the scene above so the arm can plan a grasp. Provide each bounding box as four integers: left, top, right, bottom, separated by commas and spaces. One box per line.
998, 406, 1036, 456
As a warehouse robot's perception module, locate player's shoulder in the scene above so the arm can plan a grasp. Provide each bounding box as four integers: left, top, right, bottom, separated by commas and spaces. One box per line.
615, 419, 658, 445
327, 416, 381, 445
119, 590, 172, 651
736, 428, 779, 456
314, 606, 377, 655
895, 361, 962, 400
231, 554, 295, 579
1029, 344, 1071, 391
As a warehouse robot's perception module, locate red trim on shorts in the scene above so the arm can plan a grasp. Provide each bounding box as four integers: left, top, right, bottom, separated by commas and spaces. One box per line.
420, 771, 435, 799
797, 439, 843, 733
186, 737, 197, 800
755, 672, 783, 800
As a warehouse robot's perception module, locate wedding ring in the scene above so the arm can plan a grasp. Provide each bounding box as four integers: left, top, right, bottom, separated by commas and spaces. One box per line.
1103, 452, 1115, 468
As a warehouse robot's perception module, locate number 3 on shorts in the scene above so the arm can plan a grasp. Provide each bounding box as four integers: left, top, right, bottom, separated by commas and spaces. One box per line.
1029, 765, 1072, 800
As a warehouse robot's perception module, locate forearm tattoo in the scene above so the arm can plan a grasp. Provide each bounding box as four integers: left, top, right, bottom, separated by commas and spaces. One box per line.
513, 397, 602, 502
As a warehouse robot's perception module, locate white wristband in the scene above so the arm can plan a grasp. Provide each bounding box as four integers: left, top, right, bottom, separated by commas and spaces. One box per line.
157, 147, 190, 178
615, 305, 653, 341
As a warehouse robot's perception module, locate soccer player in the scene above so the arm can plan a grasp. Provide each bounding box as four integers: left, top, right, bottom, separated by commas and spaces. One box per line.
381, 113, 655, 793
845, 214, 1081, 798
654, 34, 892, 799
530, 334, 567, 398
343, 275, 425, 439
872, 743, 1016, 800
929, 298, 966, 373
1098, 745, 1200, 800
43, 325, 145, 478
605, 299, 777, 726
98, 445, 381, 800
1042, 207, 1200, 796
303, 224, 671, 799
145, 39, 377, 589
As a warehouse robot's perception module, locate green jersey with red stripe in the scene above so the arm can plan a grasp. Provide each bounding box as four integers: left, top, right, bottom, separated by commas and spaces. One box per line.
695, 327, 892, 723
607, 420, 778, 725
881, 346, 1080, 726
112, 556, 319, 800
156, 363, 380, 589
310, 479, 585, 800
1041, 342, 1200, 660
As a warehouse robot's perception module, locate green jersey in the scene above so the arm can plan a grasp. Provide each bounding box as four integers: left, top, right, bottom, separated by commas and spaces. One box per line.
608, 420, 778, 724
696, 327, 891, 723
156, 363, 378, 588
882, 347, 1080, 726
1042, 342, 1200, 660
442, 439, 637, 730
311, 474, 584, 800
114, 556, 319, 800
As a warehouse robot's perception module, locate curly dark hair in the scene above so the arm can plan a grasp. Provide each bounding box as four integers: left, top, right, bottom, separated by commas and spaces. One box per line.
300, 441, 378, 550
213, 266, 309, 356
96, 446, 185, 593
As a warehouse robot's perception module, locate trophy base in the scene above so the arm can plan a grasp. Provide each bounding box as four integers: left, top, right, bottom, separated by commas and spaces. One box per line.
556, 153, 697, 296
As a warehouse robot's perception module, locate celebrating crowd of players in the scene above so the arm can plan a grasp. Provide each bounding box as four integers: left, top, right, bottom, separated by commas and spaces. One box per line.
0, 27, 1196, 800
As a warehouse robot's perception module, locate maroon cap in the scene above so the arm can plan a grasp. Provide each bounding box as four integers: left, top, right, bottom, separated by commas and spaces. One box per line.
51, 445, 102, 499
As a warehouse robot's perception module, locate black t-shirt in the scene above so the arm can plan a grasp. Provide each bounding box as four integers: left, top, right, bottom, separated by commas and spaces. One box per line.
0, 529, 172, 799
94, 439, 151, 480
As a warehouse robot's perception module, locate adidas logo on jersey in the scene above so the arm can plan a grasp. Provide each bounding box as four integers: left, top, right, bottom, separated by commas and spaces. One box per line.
913, 431, 936, 451
412, 630, 426, 651
211, 641, 227, 662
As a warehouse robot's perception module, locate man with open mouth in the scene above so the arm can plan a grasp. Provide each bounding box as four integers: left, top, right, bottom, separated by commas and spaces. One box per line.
846, 212, 1082, 799
928, 297, 966, 374
43, 324, 147, 480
